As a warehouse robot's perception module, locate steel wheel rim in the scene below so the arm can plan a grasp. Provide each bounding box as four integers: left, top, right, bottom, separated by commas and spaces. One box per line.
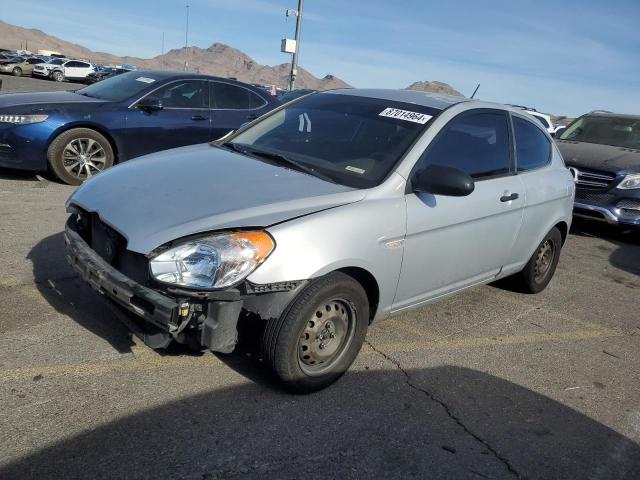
298, 298, 356, 376
534, 239, 555, 283
62, 138, 107, 180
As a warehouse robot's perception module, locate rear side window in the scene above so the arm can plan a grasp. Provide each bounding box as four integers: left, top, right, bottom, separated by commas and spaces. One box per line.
65, 61, 81, 67
417, 111, 511, 179
211, 82, 265, 109
513, 116, 551, 172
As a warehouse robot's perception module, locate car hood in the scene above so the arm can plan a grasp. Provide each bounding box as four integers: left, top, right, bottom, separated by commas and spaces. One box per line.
557, 140, 640, 174
0, 91, 106, 109
68, 143, 366, 254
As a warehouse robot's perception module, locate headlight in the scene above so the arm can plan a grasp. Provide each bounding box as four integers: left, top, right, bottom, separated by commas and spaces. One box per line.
149, 231, 275, 289
0, 114, 48, 125
618, 174, 640, 190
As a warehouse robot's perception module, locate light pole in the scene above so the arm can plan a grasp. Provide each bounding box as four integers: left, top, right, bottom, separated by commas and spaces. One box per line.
184, 4, 190, 71
288, 0, 304, 91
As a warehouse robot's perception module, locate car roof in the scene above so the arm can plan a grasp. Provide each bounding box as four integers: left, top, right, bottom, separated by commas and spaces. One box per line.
327, 88, 469, 110
326, 88, 528, 115
130, 71, 275, 96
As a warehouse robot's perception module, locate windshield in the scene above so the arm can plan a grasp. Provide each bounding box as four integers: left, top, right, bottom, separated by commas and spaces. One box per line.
229, 93, 439, 188
76, 71, 160, 101
559, 115, 640, 149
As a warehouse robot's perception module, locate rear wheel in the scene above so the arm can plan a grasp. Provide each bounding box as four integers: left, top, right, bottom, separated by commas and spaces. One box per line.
47, 128, 114, 185
11, 67, 22, 77
261, 272, 369, 393
51, 70, 64, 82
515, 227, 562, 293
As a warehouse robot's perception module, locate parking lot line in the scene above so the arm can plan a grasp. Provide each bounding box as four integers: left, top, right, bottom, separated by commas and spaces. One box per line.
0, 354, 222, 382
0, 327, 618, 382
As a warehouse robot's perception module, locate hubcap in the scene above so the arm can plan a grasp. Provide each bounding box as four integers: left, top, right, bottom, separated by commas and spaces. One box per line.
298, 299, 356, 376
62, 138, 107, 180
534, 239, 555, 283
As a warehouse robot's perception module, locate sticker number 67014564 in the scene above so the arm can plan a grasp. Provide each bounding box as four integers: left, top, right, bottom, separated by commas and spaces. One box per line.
379, 108, 432, 124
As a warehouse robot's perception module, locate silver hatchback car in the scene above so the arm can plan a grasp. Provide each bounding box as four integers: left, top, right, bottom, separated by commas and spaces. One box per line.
65, 89, 575, 392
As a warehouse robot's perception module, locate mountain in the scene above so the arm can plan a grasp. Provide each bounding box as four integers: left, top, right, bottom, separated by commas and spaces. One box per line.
405, 80, 463, 97
0, 21, 350, 90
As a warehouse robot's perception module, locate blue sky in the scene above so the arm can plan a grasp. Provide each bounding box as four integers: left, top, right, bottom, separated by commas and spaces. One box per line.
3, 0, 639, 116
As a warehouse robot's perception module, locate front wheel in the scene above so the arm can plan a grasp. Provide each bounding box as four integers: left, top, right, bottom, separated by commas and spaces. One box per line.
47, 128, 114, 185
51, 71, 64, 82
261, 272, 370, 393
515, 227, 563, 293
11, 67, 22, 77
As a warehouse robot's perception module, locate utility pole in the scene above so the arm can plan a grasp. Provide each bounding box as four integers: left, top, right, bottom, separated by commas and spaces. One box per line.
161, 32, 165, 67
288, 0, 304, 91
184, 4, 190, 71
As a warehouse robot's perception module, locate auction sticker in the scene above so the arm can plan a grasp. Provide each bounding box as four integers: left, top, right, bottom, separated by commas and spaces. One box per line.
379, 108, 432, 124
136, 77, 156, 83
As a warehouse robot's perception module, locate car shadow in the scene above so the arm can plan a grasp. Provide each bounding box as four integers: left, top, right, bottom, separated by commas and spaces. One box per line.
571, 218, 640, 278
28, 232, 136, 353
1, 366, 638, 479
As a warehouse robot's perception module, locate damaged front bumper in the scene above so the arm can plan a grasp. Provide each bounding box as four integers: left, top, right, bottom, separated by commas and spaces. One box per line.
64, 224, 306, 353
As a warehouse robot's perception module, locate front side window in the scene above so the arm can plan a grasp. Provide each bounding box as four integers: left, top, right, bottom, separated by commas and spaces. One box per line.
559, 115, 640, 149
65, 61, 80, 68
212, 82, 265, 109
228, 93, 440, 188
150, 80, 208, 108
416, 111, 511, 179
513, 116, 551, 171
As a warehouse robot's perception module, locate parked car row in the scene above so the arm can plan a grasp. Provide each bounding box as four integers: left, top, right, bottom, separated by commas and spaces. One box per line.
0, 71, 281, 184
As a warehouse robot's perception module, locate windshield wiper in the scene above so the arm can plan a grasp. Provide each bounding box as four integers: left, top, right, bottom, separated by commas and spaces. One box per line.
224, 143, 337, 184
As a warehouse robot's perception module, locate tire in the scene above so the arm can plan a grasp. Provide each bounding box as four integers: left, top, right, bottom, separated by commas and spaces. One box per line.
261, 272, 370, 393
11, 67, 22, 77
51, 70, 64, 82
47, 128, 114, 185
515, 227, 562, 293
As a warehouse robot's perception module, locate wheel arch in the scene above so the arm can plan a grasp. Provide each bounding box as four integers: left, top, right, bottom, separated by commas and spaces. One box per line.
335, 266, 380, 324
554, 220, 569, 245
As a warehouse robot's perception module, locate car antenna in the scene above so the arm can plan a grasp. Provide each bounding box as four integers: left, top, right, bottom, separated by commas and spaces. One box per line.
470, 83, 480, 99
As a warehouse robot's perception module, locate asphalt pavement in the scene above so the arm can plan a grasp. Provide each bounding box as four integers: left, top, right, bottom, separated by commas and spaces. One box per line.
0, 165, 638, 479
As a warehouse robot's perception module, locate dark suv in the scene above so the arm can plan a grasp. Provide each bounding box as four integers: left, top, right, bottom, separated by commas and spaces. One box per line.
557, 112, 640, 228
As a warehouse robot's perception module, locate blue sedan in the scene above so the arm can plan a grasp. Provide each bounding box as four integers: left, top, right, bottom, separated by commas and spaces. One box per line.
0, 71, 281, 184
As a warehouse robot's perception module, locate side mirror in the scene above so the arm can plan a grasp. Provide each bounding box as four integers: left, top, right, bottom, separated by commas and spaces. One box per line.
137, 97, 163, 112
411, 164, 475, 197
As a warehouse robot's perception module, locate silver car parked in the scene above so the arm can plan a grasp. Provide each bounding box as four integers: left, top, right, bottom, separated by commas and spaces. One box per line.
65, 89, 575, 392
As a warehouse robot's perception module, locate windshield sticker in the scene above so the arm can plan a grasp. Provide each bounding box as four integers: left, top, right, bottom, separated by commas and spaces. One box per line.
345, 166, 365, 174
135, 77, 156, 83
379, 108, 432, 124
298, 112, 312, 132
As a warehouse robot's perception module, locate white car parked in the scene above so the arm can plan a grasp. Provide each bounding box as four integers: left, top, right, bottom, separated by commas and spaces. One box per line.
33, 58, 95, 82
509, 105, 562, 136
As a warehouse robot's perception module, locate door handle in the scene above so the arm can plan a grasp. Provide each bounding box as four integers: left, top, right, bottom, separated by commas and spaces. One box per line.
191, 115, 208, 121
500, 192, 519, 202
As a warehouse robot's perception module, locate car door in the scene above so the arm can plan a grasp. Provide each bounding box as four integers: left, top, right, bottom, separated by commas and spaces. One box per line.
25, 57, 41, 74
63, 61, 82, 79
393, 109, 525, 311
209, 81, 270, 140
125, 79, 211, 159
